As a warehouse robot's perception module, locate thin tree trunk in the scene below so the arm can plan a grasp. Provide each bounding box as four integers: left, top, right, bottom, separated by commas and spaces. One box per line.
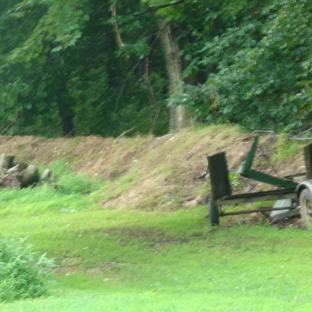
58, 102, 75, 137
157, 18, 190, 132
57, 79, 75, 137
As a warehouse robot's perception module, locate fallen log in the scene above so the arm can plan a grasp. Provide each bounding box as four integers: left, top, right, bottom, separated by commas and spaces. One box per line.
7, 164, 25, 176
0, 153, 53, 189
11, 162, 28, 170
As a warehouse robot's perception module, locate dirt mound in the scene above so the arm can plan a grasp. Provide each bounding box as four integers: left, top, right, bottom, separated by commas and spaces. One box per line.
0, 127, 307, 215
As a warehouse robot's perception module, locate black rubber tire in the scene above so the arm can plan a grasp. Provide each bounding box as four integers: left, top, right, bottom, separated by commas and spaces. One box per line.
299, 189, 312, 230
209, 200, 219, 226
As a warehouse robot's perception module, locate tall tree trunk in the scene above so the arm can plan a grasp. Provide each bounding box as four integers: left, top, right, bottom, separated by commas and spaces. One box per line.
158, 18, 190, 132
57, 102, 75, 137
57, 79, 75, 137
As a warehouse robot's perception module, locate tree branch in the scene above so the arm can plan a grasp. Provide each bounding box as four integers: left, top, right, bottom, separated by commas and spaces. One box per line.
117, 127, 137, 139
133, 0, 186, 17
1, 114, 20, 135
144, 24, 168, 134
111, 5, 125, 49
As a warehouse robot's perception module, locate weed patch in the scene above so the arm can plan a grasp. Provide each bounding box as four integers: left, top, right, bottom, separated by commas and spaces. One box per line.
271, 133, 304, 164
0, 235, 55, 302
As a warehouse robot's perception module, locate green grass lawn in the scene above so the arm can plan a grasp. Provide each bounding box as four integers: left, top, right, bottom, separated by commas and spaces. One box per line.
1, 185, 312, 312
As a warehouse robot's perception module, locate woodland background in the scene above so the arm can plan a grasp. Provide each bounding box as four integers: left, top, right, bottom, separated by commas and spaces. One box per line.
1, 0, 312, 137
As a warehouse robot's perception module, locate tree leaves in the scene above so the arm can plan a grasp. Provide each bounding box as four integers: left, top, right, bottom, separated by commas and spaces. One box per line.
0, 0, 170, 137
166, 0, 312, 133
6, 0, 89, 63
2, 0, 312, 137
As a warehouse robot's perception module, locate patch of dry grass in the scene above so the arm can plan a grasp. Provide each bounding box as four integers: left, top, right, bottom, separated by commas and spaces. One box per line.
0, 125, 307, 212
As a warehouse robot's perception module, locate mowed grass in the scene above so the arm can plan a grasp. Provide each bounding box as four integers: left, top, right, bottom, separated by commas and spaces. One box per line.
1, 185, 312, 311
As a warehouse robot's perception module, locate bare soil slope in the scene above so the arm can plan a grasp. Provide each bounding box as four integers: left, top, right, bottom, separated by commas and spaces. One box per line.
0, 126, 306, 212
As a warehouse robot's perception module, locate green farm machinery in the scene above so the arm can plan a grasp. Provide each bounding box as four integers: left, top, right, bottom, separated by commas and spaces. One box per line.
207, 137, 312, 229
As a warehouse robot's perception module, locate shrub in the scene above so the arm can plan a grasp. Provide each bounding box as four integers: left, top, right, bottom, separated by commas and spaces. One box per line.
46, 160, 104, 195
0, 235, 55, 302
57, 173, 103, 195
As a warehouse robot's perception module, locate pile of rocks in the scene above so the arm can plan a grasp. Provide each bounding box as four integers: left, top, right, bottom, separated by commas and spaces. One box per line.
0, 153, 51, 188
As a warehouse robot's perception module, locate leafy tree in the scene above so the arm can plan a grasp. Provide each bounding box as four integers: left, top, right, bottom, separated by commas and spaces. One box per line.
167, 0, 312, 133
2, 0, 312, 137
0, 0, 88, 136
0, 0, 169, 137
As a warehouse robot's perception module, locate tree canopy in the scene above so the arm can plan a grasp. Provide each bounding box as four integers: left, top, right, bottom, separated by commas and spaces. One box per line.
0, 0, 311, 137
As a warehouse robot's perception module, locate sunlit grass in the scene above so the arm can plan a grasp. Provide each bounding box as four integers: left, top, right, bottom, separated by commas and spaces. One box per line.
1, 149, 312, 311
1, 185, 312, 312
2, 219, 312, 311
0, 187, 98, 216
271, 133, 305, 164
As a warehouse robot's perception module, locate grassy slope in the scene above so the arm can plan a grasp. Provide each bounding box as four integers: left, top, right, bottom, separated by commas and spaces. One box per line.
0, 126, 311, 311
0, 125, 250, 212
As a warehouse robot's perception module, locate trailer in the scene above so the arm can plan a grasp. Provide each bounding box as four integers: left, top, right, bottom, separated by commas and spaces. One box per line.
207, 137, 312, 229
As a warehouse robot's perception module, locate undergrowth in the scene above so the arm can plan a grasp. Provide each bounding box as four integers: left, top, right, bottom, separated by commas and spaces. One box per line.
47, 160, 105, 195
271, 133, 304, 164
0, 235, 55, 302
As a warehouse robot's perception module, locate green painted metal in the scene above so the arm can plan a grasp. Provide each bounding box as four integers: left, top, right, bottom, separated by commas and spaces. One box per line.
241, 169, 297, 188
238, 136, 259, 172
237, 137, 298, 189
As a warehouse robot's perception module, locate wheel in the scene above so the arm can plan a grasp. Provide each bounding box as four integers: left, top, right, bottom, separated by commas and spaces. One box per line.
209, 200, 219, 226
299, 189, 312, 230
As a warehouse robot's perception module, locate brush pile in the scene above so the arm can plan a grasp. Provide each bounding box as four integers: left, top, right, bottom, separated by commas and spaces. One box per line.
0, 153, 51, 188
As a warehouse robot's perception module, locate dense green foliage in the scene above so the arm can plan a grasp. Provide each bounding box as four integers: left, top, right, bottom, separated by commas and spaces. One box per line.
0, 235, 55, 302
0, 0, 169, 137
169, 0, 312, 133
0, 0, 311, 136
